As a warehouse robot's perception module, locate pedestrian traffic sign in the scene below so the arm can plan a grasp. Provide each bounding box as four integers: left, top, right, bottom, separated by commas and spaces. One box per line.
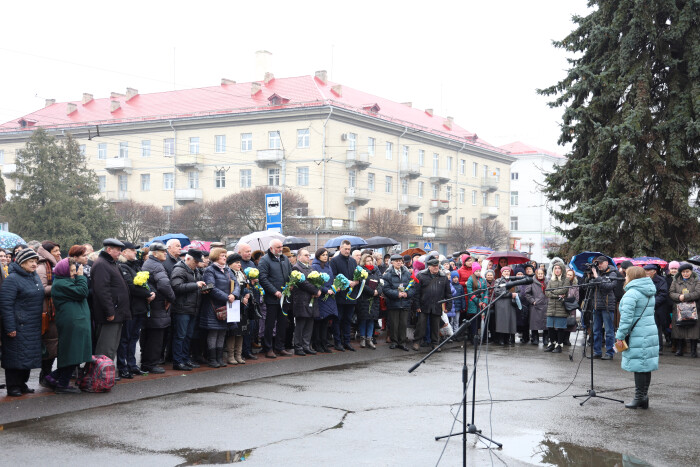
424, 242, 432, 250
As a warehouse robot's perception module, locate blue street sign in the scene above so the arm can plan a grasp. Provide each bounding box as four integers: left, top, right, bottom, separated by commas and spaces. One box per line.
423, 242, 433, 250
266, 223, 282, 233
265, 193, 282, 229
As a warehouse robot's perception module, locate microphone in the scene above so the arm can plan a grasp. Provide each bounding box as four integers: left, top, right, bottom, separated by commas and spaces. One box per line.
498, 276, 534, 288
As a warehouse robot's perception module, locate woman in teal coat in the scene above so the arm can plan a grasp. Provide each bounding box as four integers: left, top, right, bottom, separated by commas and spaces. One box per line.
615, 266, 659, 409
46, 257, 92, 393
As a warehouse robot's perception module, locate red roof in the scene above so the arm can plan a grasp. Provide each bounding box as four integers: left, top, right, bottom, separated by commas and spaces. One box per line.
0, 74, 503, 153
499, 141, 564, 159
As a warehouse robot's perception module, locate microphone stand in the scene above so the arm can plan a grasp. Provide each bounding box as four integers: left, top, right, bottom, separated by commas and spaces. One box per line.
410, 287, 507, 467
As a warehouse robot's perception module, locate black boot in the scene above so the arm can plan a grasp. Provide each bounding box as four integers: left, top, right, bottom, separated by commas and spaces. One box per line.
207, 349, 220, 368
639, 372, 651, 409
544, 328, 556, 352
675, 339, 684, 356
216, 348, 227, 367
691, 340, 698, 358
530, 330, 539, 345
625, 372, 645, 409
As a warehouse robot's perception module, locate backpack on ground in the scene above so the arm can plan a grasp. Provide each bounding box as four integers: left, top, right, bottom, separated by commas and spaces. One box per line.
78, 355, 116, 393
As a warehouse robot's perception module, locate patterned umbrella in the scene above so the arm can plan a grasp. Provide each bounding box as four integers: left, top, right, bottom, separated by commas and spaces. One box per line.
183, 240, 212, 253
632, 256, 668, 268
568, 251, 617, 278
613, 257, 633, 264
467, 245, 494, 255
0, 231, 26, 249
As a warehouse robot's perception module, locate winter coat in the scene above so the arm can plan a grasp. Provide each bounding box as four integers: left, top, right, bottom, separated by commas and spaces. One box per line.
650, 273, 669, 323
170, 260, 203, 316
381, 266, 416, 309
586, 268, 619, 312
163, 253, 179, 278
466, 275, 487, 315
258, 250, 292, 305
450, 279, 466, 314
517, 283, 531, 329
312, 258, 338, 320
668, 273, 700, 340
91, 250, 131, 324
492, 278, 517, 334
566, 278, 580, 332
414, 269, 452, 315
356, 266, 383, 321
330, 253, 358, 305
118, 259, 151, 317
0, 262, 45, 370
447, 284, 459, 318
142, 257, 176, 329
36, 246, 58, 360
615, 277, 659, 373
51, 275, 92, 368
545, 275, 571, 318
457, 264, 473, 287
200, 263, 239, 330
291, 262, 320, 319
525, 278, 548, 330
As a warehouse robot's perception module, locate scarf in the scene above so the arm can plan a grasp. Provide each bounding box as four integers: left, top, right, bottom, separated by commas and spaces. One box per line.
365, 264, 375, 271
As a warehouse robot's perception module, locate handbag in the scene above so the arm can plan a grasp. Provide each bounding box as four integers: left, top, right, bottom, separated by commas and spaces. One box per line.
622, 297, 652, 349
566, 314, 577, 328
563, 296, 579, 312
676, 301, 698, 327
213, 303, 227, 321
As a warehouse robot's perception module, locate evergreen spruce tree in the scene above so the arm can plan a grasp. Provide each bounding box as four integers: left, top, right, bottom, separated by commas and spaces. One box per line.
1, 128, 118, 247
539, 1, 700, 258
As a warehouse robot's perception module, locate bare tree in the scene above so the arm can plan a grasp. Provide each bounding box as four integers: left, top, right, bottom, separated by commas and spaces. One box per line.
359, 208, 406, 240
114, 201, 168, 243
446, 222, 484, 252
480, 219, 508, 250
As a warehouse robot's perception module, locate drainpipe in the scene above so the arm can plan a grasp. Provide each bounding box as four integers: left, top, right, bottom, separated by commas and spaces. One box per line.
169, 120, 177, 211
321, 106, 333, 219
397, 126, 408, 210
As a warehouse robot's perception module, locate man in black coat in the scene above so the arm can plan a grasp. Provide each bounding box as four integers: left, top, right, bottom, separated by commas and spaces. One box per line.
163, 239, 181, 278
237, 243, 258, 360
644, 264, 669, 355
91, 238, 131, 362
258, 239, 293, 358
413, 257, 452, 351
170, 249, 207, 371
330, 240, 360, 351
586, 256, 619, 360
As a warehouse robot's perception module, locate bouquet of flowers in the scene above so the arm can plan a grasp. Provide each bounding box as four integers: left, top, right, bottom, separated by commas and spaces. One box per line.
306, 271, 329, 306
244, 267, 265, 297
324, 273, 350, 301
281, 270, 305, 309
133, 271, 151, 317
347, 266, 369, 300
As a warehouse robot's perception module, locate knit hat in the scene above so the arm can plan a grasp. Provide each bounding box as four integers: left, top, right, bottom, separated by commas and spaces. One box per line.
227, 253, 243, 265
15, 248, 39, 265
413, 260, 425, 272
677, 263, 693, 274
472, 263, 482, 272
501, 266, 512, 274
450, 270, 460, 280
669, 261, 680, 269
53, 258, 72, 277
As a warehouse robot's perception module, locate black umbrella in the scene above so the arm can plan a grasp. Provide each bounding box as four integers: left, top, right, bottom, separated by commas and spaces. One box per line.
687, 255, 700, 266
364, 236, 399, 248
283, 236, 311, 250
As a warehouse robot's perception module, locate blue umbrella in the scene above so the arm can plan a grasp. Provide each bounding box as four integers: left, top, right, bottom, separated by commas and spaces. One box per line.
145, 233, 190, 248
0, 231, 25, 249
568, 251, 617, 278
324, 235, 367, 249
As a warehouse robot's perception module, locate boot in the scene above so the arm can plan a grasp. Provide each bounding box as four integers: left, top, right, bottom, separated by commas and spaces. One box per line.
366, 337, 376, 349
691, 340, 698, 358
675, 339, 684, 356
234, 336, 245, 364
530, 330, 539, 345
639, 372, 651, 409
544, 329, 556, 352
216, 348, 227, 367
226, 336, 237, 365
207, 348, 220, 368
360, 337, 366, 348
625, 372, 645, 409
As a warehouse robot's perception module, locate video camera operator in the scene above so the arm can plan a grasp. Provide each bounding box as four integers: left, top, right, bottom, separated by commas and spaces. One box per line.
584, 256, 620, 360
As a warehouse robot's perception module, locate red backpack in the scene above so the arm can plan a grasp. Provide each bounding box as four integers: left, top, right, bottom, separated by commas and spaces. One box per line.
78, 355, 116, 393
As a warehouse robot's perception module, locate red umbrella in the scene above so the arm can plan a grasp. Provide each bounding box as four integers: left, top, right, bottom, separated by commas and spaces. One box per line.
183, 240, 212, 253
485, 250, 530, 266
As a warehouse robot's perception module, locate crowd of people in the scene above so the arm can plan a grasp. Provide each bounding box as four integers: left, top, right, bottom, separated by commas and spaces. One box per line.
0, 237, 697, 408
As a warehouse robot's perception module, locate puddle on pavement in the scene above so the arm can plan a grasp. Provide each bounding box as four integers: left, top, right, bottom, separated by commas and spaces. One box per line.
174, 448, 254, 465
495, 432, 651, 466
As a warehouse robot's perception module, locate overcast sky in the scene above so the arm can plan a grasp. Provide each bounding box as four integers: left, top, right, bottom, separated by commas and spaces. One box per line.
0, 0, 590, 154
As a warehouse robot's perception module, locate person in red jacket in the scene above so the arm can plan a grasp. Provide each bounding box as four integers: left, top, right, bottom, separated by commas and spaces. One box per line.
457, 254, 474, 289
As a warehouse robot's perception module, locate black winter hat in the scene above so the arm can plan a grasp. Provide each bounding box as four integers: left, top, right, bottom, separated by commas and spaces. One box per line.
677, 263, 694, 274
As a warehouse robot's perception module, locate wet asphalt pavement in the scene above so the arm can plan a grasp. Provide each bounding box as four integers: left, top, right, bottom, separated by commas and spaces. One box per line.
1, 334, 699, 466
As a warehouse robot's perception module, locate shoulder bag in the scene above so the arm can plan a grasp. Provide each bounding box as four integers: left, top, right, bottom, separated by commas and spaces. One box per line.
617, 297, 652, 352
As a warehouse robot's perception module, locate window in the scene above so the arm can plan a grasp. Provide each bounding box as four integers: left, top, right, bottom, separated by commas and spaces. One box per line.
482, 192, 488, 206
385, 176, 393, 193
348, 205, 356, 222
511, 217, 518, 231
446, 185, 452, 202
119, 142, 128, 158
215, 135, 226, 153
446, 216, 452, 228
447, 156, 453, 172
459, 188, 465, 203
118, 174, 128, 193
241, 133, 253, 151
164, 138, 175, 157
141, 140, 151, 157
418, 150, 425, 167
78, 145, 85, 157
511, 172, 519, 180
418, 181, 424, 198
401, 178, 408, 195
188, 171, 199, 189
432, 153, 439, 176
417, 213, 424, 226
368, 173, 375, 191
386, 142, 393, 160
460, 217, 465, 226
268, 168, 280, 186
402, 145, 409, 164
511, 191, 519, 206
269, 131, 281, 149
482, 164, 489, 179
472, 162, 478, 177
495, 194, 500, 207
98, 175, 106, 193
471, 190, 477, 205
163, 206, 173, 215
189, 137, 200, 155
459, 159, 465, 175
495, 167, 501, 181
432, 184, 439, 199
240, 169, 252, 188
0, 150, 3, 164
297, 129, 310, 148
472, 218, 478, 226
215, 170, 226, 189
367, 137, 375, 157
348, 133, 357, 150
348, 170, 357, 188
140, 174, 150, 191
98, 143, 107, 160
297, 166, 309, 186
366, 207, 375, 218
163, 173, 174, 190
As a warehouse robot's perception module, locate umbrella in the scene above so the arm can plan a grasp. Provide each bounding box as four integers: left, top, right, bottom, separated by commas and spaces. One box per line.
632, 256, 668, 268
235, 230, 286, 253
283, 236, 311, 250
687, 255, 700, 266
485, 250, 530, 266
183, 240, 212, 253
400, 247, 426, 257
467, 245, 494, 256
324, 235, 367, 249
364, 236, 399, 248
0, 231, 25, 249
613, 256, 633, 264
146, 233, 190, 248
568, 251, 617, 278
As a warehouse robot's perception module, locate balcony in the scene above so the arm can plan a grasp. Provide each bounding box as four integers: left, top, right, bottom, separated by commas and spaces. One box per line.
2, 164, 17, 178
105, 191, 130, 203
481, 175, 499, 193
345, 150, 371, 170
175, 154, 203, 171
429, 169, 451, 184
105, 157, 132, 174
429, 199, 450, 215
256, 149, 284, 166
399, 163, 421, 179
175, 188, 203, 203
343, 187, 371, 206
399, 194, 421, 212
481, 206, 499, 219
